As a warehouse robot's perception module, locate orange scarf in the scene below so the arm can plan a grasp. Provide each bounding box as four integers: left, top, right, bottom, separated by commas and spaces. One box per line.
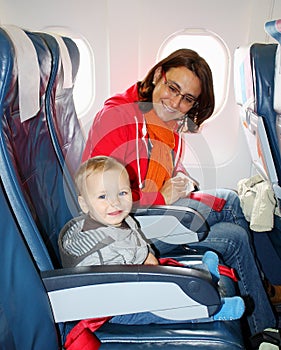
143, 109, 176, 193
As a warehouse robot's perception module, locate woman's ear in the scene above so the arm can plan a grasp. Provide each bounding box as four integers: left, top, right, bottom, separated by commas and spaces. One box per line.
78, 195, 89, 214
153, 67, 162, 84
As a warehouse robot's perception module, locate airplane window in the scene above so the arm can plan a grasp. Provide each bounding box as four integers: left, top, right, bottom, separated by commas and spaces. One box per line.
157, 28, 230, 119
42, 26, 95, 117
72, 38, 95, 116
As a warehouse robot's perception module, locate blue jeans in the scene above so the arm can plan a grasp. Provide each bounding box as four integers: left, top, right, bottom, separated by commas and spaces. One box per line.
111, 189, 276, 335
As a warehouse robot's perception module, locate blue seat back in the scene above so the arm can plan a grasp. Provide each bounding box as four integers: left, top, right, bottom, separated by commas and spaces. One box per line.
0, 31, 59, 348
0, 28, 80, 271
251, 44, 281, 185
0, 179, 60, 349
41, 33, 85, 180
234, 22, 281, 282
265, 19, 281, 200
234, 41, 281, 199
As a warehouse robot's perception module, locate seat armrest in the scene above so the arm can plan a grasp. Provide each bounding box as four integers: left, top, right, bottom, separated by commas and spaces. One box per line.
41, 264, 220, 322
134, 205, 209, 244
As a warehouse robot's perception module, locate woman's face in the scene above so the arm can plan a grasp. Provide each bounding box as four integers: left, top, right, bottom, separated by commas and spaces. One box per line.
152, 66, 201, 123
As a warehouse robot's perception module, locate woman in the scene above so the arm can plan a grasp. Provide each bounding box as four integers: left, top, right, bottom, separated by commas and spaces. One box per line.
82, 49, 277, 336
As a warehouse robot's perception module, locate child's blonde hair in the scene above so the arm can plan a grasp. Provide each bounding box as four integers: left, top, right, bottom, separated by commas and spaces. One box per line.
75, 156, 128, 196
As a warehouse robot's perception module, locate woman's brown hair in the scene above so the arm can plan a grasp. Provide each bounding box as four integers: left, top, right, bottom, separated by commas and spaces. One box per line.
138, 49, 215, 133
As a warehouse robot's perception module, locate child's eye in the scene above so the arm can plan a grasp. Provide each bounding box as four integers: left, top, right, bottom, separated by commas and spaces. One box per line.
119, 191, 128, 196
98, 194, 106, 199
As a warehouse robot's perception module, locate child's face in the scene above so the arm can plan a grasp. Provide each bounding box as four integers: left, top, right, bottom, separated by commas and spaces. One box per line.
79, 167, 133, 227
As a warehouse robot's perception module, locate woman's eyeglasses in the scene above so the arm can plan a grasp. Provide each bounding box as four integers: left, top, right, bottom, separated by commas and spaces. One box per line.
162, 71, 198, 108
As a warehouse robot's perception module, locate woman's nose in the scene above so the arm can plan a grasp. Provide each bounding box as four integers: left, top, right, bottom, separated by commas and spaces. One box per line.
170, 94, 182, 108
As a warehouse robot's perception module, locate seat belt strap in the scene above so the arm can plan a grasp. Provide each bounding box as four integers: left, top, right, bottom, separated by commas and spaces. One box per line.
64, 317, 111, 350
189, 192, 226, 212
159, 258, 239, 282
218, 265, 239, 282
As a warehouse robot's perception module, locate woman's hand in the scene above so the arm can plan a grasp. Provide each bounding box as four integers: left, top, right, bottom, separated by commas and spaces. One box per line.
143, 252, 159, 265
160, 173, 194, 204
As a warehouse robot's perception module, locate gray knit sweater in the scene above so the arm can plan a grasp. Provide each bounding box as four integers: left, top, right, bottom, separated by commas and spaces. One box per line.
58, 214, 151, 268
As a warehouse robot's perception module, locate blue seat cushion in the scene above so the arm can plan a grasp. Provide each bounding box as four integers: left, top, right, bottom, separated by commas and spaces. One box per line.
96, 321, 244, 349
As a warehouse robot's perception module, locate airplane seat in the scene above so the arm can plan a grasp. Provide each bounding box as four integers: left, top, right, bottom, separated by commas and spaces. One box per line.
0, 179, 60, 350
234, 42, 279, 188
234, 21, 281, 283
265, 19, 281, 202
0, 26, 245, 349
0, 28, 60, 350
39, 32, 85, 180
264, 18, 281, 263
0, 26, 80, 270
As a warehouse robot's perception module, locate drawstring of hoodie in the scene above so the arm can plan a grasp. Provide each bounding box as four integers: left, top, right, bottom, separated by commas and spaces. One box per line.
134, 115, 148, 190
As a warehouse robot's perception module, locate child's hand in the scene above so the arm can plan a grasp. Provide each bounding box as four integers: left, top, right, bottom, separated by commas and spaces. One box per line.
143, 252, 159, 265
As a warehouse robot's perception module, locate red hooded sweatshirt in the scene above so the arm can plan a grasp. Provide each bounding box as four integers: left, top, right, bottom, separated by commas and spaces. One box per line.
82, 83, 186, 206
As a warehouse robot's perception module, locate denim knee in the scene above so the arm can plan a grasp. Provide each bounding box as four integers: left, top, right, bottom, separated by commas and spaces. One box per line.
198, 222, 251, 261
